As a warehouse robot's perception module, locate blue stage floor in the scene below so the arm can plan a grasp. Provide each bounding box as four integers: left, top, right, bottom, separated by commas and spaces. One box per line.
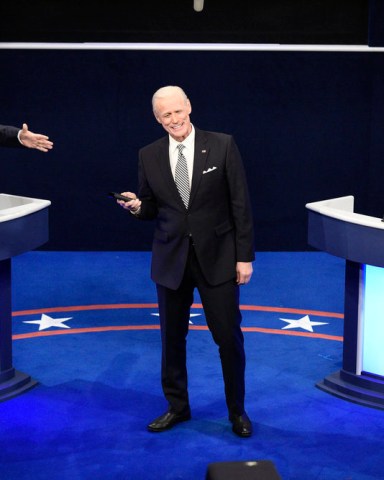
1, 251, 383, 479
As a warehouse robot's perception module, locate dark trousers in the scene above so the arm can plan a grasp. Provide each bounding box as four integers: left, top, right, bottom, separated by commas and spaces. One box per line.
156, 243, 246, 417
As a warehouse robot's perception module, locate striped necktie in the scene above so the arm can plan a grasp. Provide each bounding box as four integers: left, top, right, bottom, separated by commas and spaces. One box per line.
175, 144, 190, 208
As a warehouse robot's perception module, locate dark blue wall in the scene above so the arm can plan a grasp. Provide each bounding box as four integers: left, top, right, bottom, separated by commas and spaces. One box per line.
1, 48, 383, 251
0, 0, 369, 44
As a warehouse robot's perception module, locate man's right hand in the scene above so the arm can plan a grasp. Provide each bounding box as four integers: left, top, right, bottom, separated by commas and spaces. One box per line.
117, 192, 142, 213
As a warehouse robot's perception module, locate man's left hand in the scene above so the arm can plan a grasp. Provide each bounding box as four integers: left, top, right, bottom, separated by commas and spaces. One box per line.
236, 262, 253, 285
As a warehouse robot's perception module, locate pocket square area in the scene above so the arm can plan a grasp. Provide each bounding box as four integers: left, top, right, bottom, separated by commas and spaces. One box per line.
203, 166, 217, 174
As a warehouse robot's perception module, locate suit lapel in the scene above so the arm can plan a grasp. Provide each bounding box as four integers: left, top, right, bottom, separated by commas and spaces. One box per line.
190, 128, 209, 207
157, 136, 186, 208
155, 129, 210, 210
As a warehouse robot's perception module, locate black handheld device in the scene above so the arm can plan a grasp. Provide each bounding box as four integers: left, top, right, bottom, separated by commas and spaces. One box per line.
108, 192, 134, 202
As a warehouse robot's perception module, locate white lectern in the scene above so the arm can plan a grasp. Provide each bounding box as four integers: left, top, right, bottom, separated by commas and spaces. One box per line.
0, 193, 51, 401
306, 196, 384, 409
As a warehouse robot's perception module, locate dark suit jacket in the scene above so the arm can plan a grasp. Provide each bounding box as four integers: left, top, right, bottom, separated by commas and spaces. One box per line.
136, 127, 255, 290
0, 125, 22, 148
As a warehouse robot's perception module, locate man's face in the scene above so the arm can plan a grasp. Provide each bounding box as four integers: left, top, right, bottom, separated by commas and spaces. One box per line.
154, 93, 192, 142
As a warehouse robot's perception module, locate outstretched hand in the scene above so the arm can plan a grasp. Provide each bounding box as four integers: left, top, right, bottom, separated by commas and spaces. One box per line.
19, 123, 54, 152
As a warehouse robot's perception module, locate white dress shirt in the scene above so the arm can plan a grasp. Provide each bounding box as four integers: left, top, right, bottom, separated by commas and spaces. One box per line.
168, 125, 195, 188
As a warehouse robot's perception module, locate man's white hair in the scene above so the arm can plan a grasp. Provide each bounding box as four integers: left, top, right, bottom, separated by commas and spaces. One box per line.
152, 86, 188, 113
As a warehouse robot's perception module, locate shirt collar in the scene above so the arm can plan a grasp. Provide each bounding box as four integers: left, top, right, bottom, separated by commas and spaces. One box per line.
169, 124, 195, 151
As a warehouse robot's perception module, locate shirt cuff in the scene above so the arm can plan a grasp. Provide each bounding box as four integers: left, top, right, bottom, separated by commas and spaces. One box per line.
130, 207, 141, 216
17, 130, 24, 145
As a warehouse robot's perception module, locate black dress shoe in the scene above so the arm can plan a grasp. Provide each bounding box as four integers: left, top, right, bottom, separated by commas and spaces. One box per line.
147, 410, 191, 432
229, 412, 253, 437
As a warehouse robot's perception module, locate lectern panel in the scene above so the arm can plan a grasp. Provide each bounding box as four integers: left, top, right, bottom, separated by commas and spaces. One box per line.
307, 195, 384, 409
362, 265, 384, 377
0, 193, 50, 401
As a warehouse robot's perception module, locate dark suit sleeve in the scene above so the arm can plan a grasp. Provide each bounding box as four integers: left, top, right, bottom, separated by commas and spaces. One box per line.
0, 124, 22, 148
225, 135, 255, 262
135, 147, 160, 220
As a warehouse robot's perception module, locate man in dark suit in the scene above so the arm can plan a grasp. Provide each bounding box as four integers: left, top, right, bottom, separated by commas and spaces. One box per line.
117, 86, 255, 437
0, 123, 53, 151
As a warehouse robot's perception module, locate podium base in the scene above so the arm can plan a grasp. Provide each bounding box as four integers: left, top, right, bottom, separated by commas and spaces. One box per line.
317, 369, 384, 410
0, 369, 38, 402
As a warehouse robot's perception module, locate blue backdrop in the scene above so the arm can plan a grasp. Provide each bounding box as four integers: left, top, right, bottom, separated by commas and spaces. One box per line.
1, 48, 383, 251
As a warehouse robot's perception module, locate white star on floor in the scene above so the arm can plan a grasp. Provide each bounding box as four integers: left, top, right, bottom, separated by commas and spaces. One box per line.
279, 315, 328, 332
151, 313, 201, 324
23, 313, 73, 331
